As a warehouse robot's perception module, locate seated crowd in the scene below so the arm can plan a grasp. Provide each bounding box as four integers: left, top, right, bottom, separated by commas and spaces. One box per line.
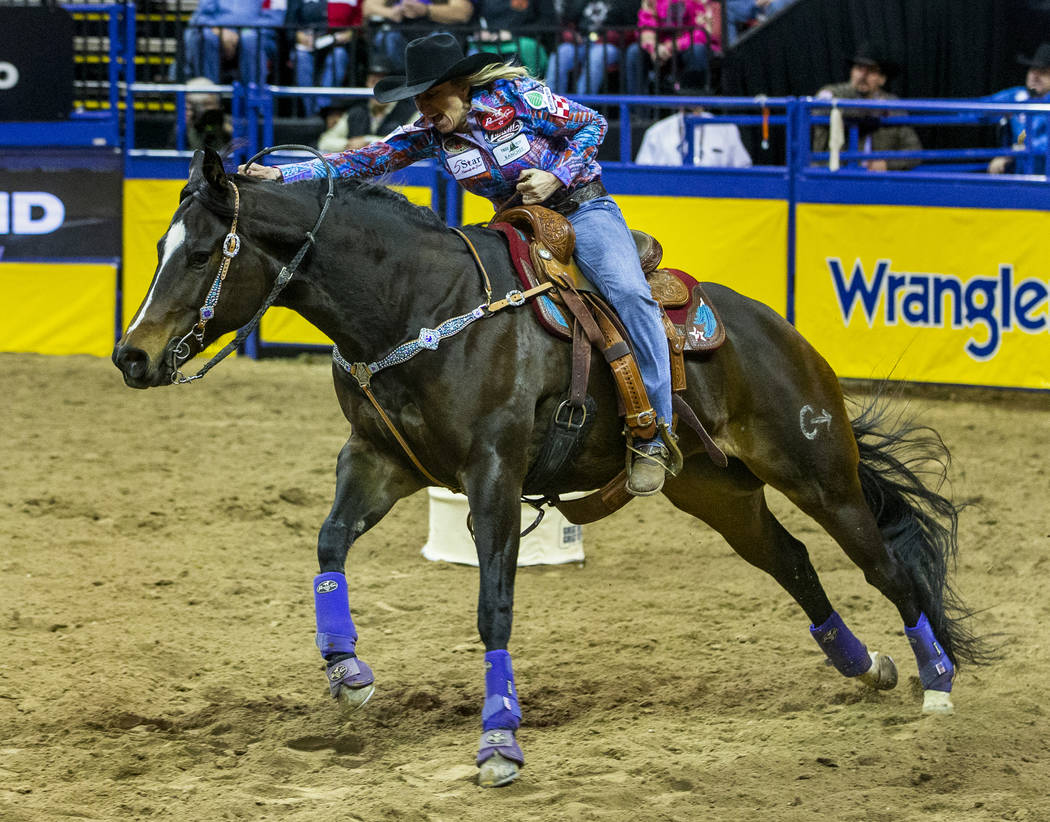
170, 0, 1050, 173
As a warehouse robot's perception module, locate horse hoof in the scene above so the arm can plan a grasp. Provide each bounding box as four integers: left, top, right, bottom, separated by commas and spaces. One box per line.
921, 689, 954, 715
336, 682, 375, 713
858, 651, 898, 691
478, 753, 520, 788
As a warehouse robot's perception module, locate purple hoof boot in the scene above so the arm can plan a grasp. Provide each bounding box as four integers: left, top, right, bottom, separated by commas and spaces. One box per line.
476, 729, 524, 768
325, 656, 375, 698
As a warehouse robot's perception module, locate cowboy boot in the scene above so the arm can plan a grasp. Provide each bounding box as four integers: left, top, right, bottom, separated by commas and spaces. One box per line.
626, 440, 671, 496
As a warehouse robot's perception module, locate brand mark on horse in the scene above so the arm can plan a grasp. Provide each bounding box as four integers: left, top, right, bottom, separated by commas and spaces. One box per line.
800, 405, 833, 440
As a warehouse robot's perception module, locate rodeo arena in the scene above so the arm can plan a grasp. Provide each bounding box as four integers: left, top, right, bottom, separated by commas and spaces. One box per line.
3, 0, 1050, 817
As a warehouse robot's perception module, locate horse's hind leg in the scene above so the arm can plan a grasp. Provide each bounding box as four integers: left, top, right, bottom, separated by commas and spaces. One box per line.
662, 461, 899, 693
314, 434, 424, 711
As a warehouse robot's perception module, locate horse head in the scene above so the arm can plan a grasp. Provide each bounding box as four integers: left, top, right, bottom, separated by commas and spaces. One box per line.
113, 147, 278, 388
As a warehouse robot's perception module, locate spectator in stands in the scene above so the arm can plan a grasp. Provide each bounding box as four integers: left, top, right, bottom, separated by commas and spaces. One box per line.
811, 43, 922, 171
176, 77, 234, 152
624, 0, 716, 95
285, 0, 363, 117
634, 70, 751, 166
469, 0, 558, 77
178, 0, 283, 85
984, 42, 1050, 175
547, 0, 640, 95
364, 0, 474, 75
317, 55, 418, 151
724, 0, 798, 47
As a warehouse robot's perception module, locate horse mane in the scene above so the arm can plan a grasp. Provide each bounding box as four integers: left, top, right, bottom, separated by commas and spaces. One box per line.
281, 176, 449, 232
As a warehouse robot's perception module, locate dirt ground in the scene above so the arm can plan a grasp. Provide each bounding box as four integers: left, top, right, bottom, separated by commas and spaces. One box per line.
2, 352, 1049, 822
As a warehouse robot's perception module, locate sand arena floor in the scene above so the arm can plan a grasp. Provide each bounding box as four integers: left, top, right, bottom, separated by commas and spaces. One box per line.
2, 352, 1049, 821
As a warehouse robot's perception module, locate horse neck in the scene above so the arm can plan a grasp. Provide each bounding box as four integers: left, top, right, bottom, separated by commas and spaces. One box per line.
260, 185, 480, 362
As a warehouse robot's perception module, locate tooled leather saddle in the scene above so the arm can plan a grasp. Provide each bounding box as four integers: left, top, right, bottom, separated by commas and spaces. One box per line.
488, 205, 728, 523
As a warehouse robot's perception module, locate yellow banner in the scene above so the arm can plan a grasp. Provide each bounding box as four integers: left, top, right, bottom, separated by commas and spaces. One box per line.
1, 262, 115, 356
464, 193, 789, 315
796, 203, 1050, 389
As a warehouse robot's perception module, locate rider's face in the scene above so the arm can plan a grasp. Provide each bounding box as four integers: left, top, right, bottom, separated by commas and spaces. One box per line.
414, 79, 471, 134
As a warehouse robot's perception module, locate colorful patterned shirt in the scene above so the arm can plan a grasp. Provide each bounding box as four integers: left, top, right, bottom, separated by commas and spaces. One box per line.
277, 77, 607, 209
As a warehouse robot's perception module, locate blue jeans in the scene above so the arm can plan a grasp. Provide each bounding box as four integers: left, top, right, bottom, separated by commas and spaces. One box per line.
568, 196, 672, 428
547, 42, 621, 95
179, 26, 277, 85
293, 43, 352, 117
624, 42, 708, 94
372, 28, 408, 74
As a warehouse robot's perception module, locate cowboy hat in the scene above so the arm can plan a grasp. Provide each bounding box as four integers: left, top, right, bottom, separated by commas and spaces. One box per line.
1017, 43, 1050, 69
848, 42, 900, 77
373, 33, 503, 103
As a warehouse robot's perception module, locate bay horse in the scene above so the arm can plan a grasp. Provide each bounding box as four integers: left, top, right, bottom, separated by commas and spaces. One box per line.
113, 148, 984, 788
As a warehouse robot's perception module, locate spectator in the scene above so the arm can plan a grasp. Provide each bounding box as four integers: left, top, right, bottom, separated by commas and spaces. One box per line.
547, 0, 640, 95
176, 77, 234, 152
317, 55, 418, 151
178, 0, 283, 85
469, 0, 558, 77
624, 0, 715, 95
724, 0, 798, 47
286, 0, 363, 117
811, 43, 922, 171
634, 70, 751, 166
363, 0, 474, 75
984, 42, 1050, 175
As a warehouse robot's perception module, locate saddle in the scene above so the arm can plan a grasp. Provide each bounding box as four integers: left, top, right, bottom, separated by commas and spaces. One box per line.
489, 205, 728, 522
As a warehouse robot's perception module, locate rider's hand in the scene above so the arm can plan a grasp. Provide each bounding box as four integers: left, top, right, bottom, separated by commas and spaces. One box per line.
238, 164, 283, 181
516, 169, 562, 205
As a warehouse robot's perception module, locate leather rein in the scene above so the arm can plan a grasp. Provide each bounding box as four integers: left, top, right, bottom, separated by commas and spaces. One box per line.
170, 144, 336, 384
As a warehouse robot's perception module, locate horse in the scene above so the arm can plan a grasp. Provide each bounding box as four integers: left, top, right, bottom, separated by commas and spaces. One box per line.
113, 147, 985, 788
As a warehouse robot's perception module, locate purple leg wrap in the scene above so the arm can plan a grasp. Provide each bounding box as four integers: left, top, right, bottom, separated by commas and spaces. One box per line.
810, 611, 873, 677
481, 650, 522, 732
476, 729, 525, 768
905, 612, 954, 691
325, 655, 375, 697
313, 572, 358, 657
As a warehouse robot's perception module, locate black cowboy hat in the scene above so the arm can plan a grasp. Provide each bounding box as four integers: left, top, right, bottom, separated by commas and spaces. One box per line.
849, 42, 900, 77
373, 33, 503, 103
1018, 43, 1050, 69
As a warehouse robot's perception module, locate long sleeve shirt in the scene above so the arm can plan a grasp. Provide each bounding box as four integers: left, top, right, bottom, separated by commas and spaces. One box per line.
277, 76, 607, 208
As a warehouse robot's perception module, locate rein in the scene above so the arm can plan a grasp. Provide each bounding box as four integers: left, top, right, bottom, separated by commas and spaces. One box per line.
171, 144, 337, 384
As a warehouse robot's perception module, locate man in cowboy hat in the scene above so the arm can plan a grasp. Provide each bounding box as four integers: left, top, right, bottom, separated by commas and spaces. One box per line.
984, 43, 1050, 175
811, 42, 922, 171
241, 32, 679, 498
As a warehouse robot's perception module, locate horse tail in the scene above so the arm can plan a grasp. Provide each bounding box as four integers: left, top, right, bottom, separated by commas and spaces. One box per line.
850, 394, 991, 669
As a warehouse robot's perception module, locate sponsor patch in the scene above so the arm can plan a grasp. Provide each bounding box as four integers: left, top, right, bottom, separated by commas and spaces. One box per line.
481, 105, 515, 131
484, 118, 523, 144
442, 136, 473, 155
523, 90, 547, 110
447, 149, 486, 179
316, 580, 338, 593
492, 133, 530, 166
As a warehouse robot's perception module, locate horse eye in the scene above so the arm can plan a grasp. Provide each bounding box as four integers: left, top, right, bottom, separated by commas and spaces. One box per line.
189, 251, 211, 268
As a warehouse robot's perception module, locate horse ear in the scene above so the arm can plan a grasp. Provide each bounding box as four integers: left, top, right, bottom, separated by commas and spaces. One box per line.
187, 147, 227, 192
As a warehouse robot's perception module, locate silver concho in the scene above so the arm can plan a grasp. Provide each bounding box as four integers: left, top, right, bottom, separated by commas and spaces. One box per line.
329, 664, 349, 680
316, 579, 338, 593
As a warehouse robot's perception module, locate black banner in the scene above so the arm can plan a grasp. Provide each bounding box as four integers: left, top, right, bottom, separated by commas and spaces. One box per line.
0, 149, 122, 262
0, 6, 74, 121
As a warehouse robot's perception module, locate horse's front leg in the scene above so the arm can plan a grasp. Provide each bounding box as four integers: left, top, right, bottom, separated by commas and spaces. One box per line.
315, 434, 423, 711
465, 455, 527, 788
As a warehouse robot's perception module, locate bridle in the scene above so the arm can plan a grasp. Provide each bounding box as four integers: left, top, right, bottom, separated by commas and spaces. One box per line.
170, 144, 336, 384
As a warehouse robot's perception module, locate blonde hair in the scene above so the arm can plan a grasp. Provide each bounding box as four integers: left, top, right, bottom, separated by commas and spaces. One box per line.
465, 62, 532, 89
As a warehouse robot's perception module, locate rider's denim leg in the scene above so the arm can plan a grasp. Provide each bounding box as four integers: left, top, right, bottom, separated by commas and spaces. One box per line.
569, 196, 673, 428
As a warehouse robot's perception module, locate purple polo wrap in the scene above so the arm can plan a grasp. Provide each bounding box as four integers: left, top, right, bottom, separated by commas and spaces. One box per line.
905, 612, 954, 691
325, 655, 375, 697
476, 729, 525, 768
482, 649, 521, 731
313, 572, 358, 656
810, 611, 873, 677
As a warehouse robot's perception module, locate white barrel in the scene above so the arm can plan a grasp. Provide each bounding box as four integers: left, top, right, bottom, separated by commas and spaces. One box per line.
421, 487, 585, 566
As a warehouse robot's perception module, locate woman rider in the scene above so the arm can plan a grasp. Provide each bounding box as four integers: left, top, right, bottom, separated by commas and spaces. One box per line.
240, 32, 673, 495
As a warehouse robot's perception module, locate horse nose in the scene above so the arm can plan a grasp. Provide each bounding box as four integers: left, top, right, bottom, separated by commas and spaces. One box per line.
112, 343, 151, 383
